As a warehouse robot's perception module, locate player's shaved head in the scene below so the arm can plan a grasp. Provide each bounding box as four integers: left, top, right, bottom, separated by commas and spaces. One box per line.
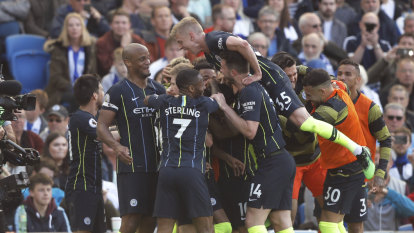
122, 43, 147, 61
176, 69, 202, 91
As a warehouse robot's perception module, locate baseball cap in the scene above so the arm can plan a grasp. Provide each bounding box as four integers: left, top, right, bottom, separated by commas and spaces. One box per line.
47, 104, 69, 118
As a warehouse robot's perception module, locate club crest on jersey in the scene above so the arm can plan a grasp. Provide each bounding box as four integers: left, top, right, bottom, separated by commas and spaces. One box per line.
84, 217, 91, 225
210, 198, 216, 206
89, 118, 97, 128
130, 199, 138, 207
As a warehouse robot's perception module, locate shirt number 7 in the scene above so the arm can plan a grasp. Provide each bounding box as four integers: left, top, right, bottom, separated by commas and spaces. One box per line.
173, 118, 192, 138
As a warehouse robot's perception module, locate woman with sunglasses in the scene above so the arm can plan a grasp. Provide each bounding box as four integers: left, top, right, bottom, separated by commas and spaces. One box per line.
44, 13, 97, 110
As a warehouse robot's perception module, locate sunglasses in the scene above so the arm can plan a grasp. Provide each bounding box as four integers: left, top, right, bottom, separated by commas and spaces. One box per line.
48, 118, 62, 123
311, 24, 322, 28
387, 115, 403, 121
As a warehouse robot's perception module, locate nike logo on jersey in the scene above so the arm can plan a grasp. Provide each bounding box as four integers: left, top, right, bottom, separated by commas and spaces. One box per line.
360, 212, 366, 217
132, 97, 139, 101
326, 202, 336, 206
248, 198, 257, 202
285, 102, 292, 111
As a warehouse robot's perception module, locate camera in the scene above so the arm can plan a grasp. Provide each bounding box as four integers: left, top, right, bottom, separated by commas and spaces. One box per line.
365, 23, 377, 33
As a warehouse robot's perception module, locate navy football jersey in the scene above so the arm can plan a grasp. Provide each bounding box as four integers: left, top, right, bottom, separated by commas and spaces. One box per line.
204, 31, 303, 118
235, 82, 285, 159
102, 79, 166, 173
66, 110, 102, 194
147, 94, 219, 173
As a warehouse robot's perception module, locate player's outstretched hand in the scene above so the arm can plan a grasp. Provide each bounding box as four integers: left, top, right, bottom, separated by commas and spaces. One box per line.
115, 144, 133, 165
211, 93, 228, 110
242, 73, 261, 85
226, 156, 245, 176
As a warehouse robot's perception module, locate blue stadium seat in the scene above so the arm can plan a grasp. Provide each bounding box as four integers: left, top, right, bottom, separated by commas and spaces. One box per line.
5, 34, 46, 62
0, 21, 20, 59
10, 50, 50, 93
399, 224, 413, 231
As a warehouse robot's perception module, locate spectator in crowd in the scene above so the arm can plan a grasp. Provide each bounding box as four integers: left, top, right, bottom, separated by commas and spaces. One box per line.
381, 0, 403, 21
11, 110, 44, 154
101, 47, 127, 92
317, 0, 347, 48
289, 0, 314, 21
397, 13, 414, 35
96, 9, 151, 77
118, 0, 150, 34
42, 132, 70, 190
344, 12, 391, 69
379, 57, 414, 111
387, 84, 414, 129
24, 158, 65, 206
347, 0, 400, 46
256, 6, 296, 57
389, 127, 413, 182
364, 153, 414, 231
44, 13, 97, 108
23, 0, 65, 37
204, 4, 236, 33
265, 0, 300, 43
384, 103, 409, 133
139, 6, 173, 60
294, 12, 348, 69
24, 89, 48, 136
188, 0, 212, 26
50, 0, 110, 38
170, 0, 192, 24
248, 32, 270, 58
39, 105, 69, 142
367, 33, 414, 89
0, 0, 29, 24
334, 0, 357, 25
14, 173, 71, 232
299, 33, 334, 75
222, 0, 254, 38
149, 37, 184, 80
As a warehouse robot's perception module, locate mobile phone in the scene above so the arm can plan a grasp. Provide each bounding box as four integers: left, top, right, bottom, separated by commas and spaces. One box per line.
84, 4, 91, 13
393, 135, 408, 144
396, 48, 414, 57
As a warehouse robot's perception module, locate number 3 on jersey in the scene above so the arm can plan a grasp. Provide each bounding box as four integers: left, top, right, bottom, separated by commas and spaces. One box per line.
173, 118, 192, 138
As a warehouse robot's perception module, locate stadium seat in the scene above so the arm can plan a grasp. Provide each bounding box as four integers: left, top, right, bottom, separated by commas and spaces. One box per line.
0, 21, 20, 59
5, 34, 46, 62
10, 50, 50, 93
399, 224, 413, 231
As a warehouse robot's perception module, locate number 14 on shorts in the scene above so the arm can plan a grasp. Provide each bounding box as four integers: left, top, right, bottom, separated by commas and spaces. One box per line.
249, 183, 262, 201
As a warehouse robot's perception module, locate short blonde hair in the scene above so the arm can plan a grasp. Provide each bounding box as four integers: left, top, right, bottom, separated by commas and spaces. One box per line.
170, 17, 203, 39
169, 57, 191, 68
58, 13, 93, 47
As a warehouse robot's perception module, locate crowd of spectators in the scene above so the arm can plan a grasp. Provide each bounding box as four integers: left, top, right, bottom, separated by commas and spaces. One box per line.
1, 0, 414, 231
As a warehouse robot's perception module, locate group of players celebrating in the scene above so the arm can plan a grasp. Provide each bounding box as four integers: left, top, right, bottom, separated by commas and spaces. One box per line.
65, 16, 391, 233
